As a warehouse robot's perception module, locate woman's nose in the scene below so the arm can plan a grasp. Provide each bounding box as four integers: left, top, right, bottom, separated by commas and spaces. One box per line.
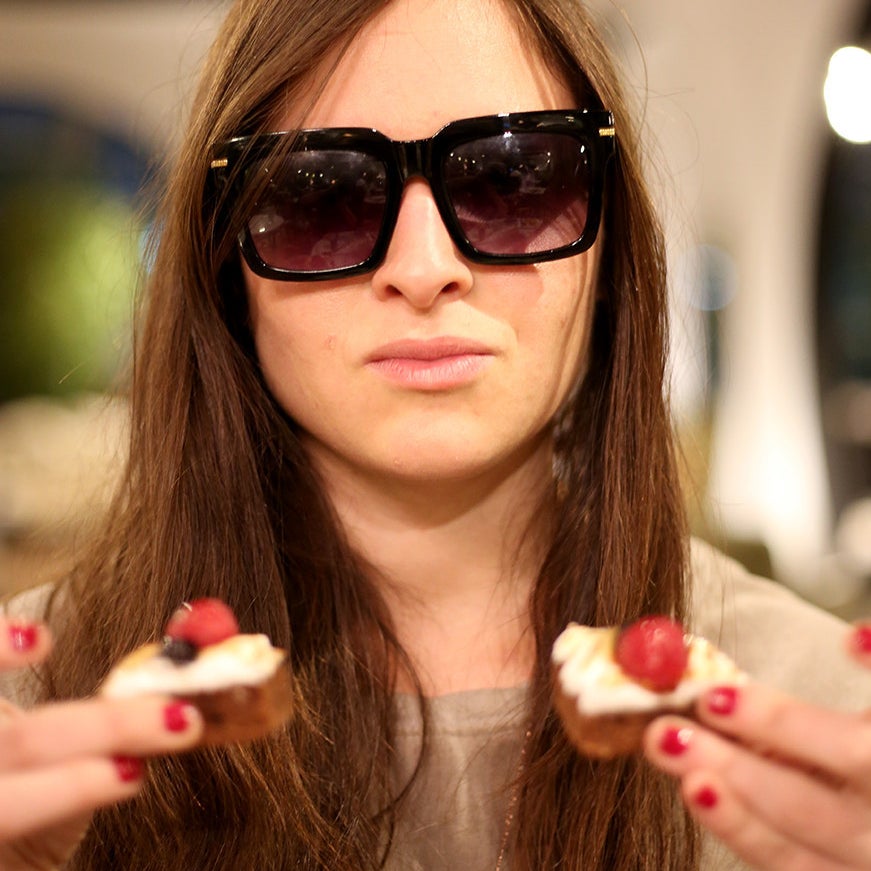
370, 179, 474, 308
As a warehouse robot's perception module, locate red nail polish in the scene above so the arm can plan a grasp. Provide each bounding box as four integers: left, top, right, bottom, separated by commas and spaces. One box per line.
707, 686, 738, 716
9, 622, 38, 653
660, 726, 691, 756
113, 755, 144, 783
164, 701, 190, 733
853, 625, 871, 654
693, 785, 719, 809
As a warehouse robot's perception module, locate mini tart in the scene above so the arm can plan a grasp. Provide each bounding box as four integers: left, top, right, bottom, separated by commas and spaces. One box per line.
552, 622, 745, 759
101, 634, 293, 746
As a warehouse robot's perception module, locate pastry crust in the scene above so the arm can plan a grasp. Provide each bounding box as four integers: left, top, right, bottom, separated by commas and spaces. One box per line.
184, 664, 293, 746
552, 664, 689, 758
101, 636, 293, 746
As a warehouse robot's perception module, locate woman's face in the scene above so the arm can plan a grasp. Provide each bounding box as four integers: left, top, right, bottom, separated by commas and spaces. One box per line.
243, 0, 601, 488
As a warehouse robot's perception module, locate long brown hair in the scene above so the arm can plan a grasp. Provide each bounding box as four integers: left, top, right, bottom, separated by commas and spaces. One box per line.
39, 0, 696, 867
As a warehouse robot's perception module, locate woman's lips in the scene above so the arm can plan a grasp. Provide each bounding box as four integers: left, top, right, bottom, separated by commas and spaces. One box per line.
366, 338, 495, 389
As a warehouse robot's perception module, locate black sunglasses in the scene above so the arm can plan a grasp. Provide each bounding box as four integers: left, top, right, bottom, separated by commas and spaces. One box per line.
210, 109, 615, 281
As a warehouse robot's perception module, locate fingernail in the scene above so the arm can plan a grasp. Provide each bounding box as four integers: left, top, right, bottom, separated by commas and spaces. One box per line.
693, 785, 719, 809
707, 686, 738, 716
164, 701, 192, 733
9, 622, 38, 653
113, 755, 144, 783
660, 726, 692, 756
852, 625, 871, 654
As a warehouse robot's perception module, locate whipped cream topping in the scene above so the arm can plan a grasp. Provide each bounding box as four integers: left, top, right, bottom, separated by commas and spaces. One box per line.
552, 622, 745, 715
101, 634, 285, 698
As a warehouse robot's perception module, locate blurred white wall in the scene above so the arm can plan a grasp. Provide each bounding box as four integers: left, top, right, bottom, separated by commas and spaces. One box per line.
0, 2, 228, 593
590, 0, 868, 602
0, 1, 226, 150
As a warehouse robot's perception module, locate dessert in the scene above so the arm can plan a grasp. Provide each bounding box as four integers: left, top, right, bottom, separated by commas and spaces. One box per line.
101, 598, 292, 746
552, 616, 745, 759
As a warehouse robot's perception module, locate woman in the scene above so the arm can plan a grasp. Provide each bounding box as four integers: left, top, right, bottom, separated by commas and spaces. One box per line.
3, 0, 871, 868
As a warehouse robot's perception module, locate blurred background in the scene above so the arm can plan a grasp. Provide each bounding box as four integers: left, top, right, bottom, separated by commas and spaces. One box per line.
0, 1, 869, 616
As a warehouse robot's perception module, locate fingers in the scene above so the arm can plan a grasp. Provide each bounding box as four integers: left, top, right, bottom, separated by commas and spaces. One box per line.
0, 695, 203, 845
847, 623, 871, 668
0, 756, 146, 842
0, 696, 203, 772
678, 768, 855, 871
0, 617, 206, 850
645, 716, 871, 869
0, 618, 52, 670
693, 682, 871, 788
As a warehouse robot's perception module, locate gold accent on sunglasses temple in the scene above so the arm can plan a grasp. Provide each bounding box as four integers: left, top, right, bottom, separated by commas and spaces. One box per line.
598, 126, 615, 137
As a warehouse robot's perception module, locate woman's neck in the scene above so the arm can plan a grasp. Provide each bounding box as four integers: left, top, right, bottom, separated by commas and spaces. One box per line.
306, 438, 554, 695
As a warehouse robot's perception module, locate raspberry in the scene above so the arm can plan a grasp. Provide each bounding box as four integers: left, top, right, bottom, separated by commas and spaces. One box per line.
614, 616, 689, 692
164, 598, 240, 649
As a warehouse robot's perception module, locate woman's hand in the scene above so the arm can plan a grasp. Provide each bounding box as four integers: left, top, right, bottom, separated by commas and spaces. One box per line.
644, 623, 871, 871
0, 616, 203, 870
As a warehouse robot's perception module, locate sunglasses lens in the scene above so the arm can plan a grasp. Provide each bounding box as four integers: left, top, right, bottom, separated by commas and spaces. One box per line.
443, 132, 591, 256
246, 150, 388, 273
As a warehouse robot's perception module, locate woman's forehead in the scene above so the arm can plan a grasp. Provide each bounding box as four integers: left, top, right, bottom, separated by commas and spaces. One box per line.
274, 0, 574, 138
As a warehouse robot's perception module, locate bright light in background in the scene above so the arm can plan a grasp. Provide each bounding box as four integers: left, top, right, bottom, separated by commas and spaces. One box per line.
824, 46, 871, 144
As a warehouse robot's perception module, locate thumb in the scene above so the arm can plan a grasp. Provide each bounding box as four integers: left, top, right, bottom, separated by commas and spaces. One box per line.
846, 622, 871, 667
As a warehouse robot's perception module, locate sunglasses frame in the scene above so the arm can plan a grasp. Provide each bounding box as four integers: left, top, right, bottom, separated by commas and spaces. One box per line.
210, 109, 616, 281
